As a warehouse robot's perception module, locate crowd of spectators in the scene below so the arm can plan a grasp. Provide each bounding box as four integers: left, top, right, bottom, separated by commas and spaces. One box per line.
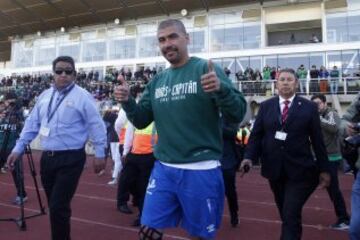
0, 65, 164, 111
231, 64, 360, 95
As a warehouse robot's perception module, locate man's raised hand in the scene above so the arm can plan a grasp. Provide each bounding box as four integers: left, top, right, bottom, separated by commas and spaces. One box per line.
114, 74, 130, 102
201, 59, 220, 93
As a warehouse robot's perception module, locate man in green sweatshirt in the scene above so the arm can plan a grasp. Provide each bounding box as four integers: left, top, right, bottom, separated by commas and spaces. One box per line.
114, 19, 246, 240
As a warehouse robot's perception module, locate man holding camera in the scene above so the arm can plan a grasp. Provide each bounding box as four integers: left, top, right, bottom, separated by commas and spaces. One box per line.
0, 92, 28, 205
341, 95, 360, 240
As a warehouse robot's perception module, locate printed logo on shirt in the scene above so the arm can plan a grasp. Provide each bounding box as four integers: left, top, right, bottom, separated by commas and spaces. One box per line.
206, 224, 215, 233
146, 178, 156, 195
155, 80, 197, 103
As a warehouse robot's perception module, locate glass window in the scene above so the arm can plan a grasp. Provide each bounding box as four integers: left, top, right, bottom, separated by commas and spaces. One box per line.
327, 51, 342, 70
310, 52, 325, 69
211, 27, 225, 51
250, 56, 262, 71
109, 38, 135, 59
278, 54, 309, 71
243, 22, 261, 49
237, 57, 250, 72
224, 25, 243, 50
347, 11, 360, 42
12, 41, 33, 68
326, 13, 348, 43
342, 50, 359, 75
82, 41, 106, 62
58, 45, 80, 62
264, 55, 278, 69
189, 30, 205, 53
138, 35, 159, 58
35, 47, 56, 66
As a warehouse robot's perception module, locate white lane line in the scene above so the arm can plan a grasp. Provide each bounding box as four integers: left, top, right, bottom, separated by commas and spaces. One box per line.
0, 182, 337, 212
0, 201, 336, 233
0, 202, 189, 240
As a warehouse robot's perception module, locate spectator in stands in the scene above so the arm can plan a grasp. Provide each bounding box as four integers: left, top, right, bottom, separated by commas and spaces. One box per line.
310, 65, 320, 92
275, 66, 281, 80
319, 66, 329, 93
330, 66, 340, 94
244, 66, 254, 80
296, 64, 307, 94
290, 33, 296, 44
271, 67, 277, 80
311, 94, 350, 230
263, 65, 271, 81
125, 68, 133, 81
7, 56, 107, 240
224, 67, 231, 78
311, 34, 320, 43
114, 19, 246, 240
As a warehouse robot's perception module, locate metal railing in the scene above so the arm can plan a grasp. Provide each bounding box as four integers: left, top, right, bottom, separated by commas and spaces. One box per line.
234, 77, 360, 96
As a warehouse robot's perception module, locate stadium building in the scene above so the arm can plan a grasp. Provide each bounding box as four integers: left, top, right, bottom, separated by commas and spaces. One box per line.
0, 0, 359, 111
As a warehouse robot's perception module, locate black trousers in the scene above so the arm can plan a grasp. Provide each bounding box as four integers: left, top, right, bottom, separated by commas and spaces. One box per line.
222, 168, 239, 218
11, 156, 27, 198
1, 150, 27, 198
40, 149, 86, 240
117, 153, 155, 215
269, 171, 318, 240
326, 161, 349, 222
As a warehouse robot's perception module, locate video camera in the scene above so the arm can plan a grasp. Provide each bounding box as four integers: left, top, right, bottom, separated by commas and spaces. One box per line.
344, 122, 360, 148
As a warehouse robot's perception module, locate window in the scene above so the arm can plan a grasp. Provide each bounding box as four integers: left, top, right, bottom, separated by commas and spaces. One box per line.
109, 38, 135, 59
82, 41, 106, 62
326, 12, 348, 43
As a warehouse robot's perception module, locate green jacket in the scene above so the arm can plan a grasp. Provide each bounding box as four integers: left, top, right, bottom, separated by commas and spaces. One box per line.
319, 107, 341, 159
342, 93, 360, 169
122, 57, 247, 164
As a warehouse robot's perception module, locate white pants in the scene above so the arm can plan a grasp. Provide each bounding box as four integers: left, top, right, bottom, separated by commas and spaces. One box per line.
110, 142, 122, 179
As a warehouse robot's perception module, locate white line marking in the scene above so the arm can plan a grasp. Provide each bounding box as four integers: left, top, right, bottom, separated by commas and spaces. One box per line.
0, 202, 189, 240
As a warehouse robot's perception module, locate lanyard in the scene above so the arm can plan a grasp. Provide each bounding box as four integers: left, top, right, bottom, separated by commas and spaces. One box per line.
47, 84, 75, 123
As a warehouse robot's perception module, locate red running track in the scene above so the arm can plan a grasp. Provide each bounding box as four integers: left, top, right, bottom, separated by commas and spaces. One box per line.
0, 151, 353, 240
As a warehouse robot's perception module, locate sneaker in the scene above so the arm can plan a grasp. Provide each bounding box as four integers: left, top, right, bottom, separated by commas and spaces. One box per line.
12, 196, 28, 205
108, 178, 118, 185
330, 221, 350, 230
117, 204, 133, 214
1, 167, 7, 174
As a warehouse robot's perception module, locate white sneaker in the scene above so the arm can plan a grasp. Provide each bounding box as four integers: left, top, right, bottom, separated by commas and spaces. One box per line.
108, 179, 117, 185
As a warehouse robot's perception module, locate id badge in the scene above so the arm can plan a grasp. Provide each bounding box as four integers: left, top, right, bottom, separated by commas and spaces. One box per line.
40, 126, 50, 137
275, 131, 287, 141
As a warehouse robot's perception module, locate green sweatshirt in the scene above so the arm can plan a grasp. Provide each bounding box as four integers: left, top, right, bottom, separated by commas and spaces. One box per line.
122, 57, 246, 164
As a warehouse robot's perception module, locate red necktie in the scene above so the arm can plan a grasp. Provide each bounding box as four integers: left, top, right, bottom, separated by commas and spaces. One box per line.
282, 100, 290, 124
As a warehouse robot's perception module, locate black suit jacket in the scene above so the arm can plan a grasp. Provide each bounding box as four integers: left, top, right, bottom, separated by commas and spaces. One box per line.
244, 95, 329, 180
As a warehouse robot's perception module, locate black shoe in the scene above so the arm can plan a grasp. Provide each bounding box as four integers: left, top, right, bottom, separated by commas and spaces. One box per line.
132, 218, 140, 227
230, 214, 239, 227
118, 204, 133, 214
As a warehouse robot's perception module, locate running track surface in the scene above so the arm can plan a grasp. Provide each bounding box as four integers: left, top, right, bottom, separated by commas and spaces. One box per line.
0, 151, 353, 240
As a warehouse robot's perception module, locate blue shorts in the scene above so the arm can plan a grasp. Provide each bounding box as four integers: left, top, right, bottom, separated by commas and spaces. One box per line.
141, 161, 225, 239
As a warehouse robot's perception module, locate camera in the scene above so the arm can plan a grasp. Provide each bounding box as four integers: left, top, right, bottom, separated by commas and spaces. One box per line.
344, 122, 360, 147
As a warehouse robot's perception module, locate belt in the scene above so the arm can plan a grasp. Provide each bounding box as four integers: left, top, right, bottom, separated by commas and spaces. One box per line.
43, 148, 84, 157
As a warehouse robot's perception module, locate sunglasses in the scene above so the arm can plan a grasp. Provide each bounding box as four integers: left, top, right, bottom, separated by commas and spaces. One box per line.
55, 69, 74, 75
